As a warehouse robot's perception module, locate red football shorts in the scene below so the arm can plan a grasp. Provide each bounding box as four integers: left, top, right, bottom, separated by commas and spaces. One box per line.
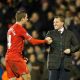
6, 60, 29, 78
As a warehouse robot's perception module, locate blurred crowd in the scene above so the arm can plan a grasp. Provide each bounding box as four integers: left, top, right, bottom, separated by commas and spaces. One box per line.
0, 0, 80, 80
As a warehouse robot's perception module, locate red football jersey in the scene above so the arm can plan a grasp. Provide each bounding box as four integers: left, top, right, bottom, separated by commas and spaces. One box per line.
5, 23, 46, 61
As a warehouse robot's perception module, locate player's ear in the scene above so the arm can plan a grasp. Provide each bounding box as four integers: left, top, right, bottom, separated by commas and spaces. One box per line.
21, 18, 24, 22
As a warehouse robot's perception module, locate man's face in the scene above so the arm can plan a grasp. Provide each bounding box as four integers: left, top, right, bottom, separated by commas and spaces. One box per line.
22, 14, 28, 24
53, 18, 64, 30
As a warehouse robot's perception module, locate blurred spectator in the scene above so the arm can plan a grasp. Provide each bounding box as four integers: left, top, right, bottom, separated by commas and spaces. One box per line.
0, 2, 6, 24
0, 45, 4, 61
25, 21, 33, 35
28, 54, 41, 80
5, 0, 15, 24
30, 12, 39, 23
64, 10, 73, 28
0, 24, 8, 46
24, 45, 34, 58
70, 51, 80, 80
40, 1, 52, 33
75, 0, 80, 7
55, 0, 64, 6
47, 11, 54, 21
77, 12, 80, 18
34, 45, 45, 75
0, 64, 4, 80
30, 12, 43, 34
0, 2, 8, 45
47, 11, 54, 30
0, 45, 5, 80
68, 16, 80, 44
75, 0, 80, 12
26, 46, 34, 54
67, 16, 80, 80
68, 3, 76, 15
41, 0, 49, 12
34, 46, 43, 55
31, 30, 39, 39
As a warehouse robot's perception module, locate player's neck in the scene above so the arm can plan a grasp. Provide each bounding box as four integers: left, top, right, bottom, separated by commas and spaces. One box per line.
16, 22, 23, 26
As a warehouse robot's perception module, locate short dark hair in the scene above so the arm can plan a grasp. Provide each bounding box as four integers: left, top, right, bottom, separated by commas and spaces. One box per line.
54, 15, 64, 22
15, 10, 26, 22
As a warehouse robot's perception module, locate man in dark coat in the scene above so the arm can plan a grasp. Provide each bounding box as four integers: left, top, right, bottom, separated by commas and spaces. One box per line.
46, 16, 80, 80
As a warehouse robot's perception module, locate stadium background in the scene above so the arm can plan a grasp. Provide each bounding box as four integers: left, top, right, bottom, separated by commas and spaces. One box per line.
0, 0, 80, 80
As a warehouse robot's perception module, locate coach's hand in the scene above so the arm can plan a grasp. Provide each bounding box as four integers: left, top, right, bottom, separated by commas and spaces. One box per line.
64, 49, 71, 54
45, 37, 53, 44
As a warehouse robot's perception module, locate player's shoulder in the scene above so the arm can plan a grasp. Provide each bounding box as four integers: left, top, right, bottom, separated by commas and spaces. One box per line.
8, 23, 19, 32
8, 24, 14, 32
8, 23, 17, 30
11, 23, 23, 31
13, 23, 20, 28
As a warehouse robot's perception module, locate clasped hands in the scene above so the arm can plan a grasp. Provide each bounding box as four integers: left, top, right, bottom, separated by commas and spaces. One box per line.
45, 37, 53, 44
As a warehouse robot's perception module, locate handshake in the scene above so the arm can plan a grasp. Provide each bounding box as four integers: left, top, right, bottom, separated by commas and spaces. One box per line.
45, 37, 53, 44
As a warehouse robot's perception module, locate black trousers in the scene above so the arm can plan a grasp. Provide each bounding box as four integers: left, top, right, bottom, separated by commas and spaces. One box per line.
49, 68, 71, 80
49, 58, 71, 80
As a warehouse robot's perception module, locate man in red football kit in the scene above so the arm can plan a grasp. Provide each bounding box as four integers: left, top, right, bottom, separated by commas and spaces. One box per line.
5, 10, 52, 80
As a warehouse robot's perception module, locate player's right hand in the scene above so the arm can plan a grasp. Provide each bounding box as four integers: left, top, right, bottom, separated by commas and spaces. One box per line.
24, 57, 28, 63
